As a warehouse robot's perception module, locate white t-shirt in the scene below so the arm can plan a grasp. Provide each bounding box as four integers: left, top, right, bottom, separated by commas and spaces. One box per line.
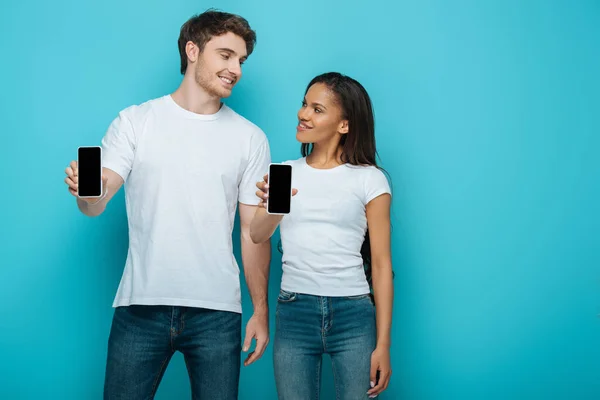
279, 157, 391, 296
101, 95, 270, 313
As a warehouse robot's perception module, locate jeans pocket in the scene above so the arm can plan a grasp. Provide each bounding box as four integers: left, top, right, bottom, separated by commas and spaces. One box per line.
345, 293, 374, 306
345, 293, 371, 300
277, 289, 298, 303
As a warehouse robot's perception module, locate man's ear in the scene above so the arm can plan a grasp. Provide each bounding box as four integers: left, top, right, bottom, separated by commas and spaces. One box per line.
186, 41, 199, 64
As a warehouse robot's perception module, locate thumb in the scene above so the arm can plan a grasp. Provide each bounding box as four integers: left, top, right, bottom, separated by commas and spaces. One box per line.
101, 175, 108, 195
369, 357, 378, 388
242, 329, 253, 352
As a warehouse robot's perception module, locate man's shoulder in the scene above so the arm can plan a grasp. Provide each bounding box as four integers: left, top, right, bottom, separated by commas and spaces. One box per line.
117, 95, 167, 123
221, 104, 266, 140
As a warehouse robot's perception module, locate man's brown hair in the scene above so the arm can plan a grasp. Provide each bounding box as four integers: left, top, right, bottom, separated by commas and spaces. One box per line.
178, 10, 257, 75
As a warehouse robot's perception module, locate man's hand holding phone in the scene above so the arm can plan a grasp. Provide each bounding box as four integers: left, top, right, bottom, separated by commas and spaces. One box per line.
65, 160, 108, 203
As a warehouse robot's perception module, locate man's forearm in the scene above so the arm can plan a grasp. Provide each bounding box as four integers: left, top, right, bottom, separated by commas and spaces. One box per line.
241, 235, 271, 314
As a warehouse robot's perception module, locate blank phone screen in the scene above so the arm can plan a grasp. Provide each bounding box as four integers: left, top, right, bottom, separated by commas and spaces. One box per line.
78, 147, 102, 197
268, 164, 292, 214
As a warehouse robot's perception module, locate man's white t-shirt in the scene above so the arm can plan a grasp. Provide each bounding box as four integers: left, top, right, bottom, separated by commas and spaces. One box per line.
101, 95, 270, 313
279, 157, 391, 296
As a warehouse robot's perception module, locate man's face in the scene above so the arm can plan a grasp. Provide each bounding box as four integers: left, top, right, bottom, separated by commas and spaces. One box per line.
193, 32, 248, 98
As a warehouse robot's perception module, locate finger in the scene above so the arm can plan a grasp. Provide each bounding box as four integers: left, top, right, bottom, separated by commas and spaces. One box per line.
69, 188, 78, 197
381, 374, 391, 391
243, 351, 255, 366
256, 190, 268, 199
65, 177, 77, 191
70, 161, 78, 176
65, 166, 73, 177
254, 336, 269, 359
383, 370, 392, 390
245, 337, 268, 366
292, 188, 298, 196
368, 369, 389, 396
263, 173, 268, 182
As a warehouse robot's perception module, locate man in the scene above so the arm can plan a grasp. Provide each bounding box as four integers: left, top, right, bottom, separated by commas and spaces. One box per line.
63, 10, 271, 399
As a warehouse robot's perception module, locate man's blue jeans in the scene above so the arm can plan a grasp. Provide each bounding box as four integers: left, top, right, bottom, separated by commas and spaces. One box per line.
103, 305, 241, 400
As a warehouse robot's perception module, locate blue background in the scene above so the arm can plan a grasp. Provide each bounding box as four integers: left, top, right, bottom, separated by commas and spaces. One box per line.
1, 0, 599, 398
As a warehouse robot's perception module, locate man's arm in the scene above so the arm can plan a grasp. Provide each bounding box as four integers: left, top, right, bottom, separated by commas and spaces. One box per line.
239, 202, 271, 366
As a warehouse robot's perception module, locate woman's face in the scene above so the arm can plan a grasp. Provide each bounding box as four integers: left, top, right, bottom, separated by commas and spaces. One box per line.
296, 83, 348, 144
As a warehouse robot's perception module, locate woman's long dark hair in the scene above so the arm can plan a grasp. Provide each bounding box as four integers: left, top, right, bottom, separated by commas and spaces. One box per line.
297, 72, 392, 290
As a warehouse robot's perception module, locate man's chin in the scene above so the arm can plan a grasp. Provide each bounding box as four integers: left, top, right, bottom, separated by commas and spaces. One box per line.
219, 89, 233, 98
208, 85, 232, 99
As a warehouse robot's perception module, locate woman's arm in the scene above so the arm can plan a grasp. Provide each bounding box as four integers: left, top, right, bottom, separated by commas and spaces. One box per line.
366, 193, 393, 397
250, 207, 284, 243
249, 173, 298, 243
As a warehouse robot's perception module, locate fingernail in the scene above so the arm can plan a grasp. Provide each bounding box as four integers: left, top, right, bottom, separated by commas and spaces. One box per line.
265, 184, 269, 188
243, 346, 248, 351
370, 381, 375, 388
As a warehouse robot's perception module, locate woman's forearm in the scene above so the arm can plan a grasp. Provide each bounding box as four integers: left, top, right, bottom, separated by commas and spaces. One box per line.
250, 207, 283, 243
371, 262, 394, 348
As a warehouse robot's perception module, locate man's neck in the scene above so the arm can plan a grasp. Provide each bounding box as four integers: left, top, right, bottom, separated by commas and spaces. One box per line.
171, 75, 222, 115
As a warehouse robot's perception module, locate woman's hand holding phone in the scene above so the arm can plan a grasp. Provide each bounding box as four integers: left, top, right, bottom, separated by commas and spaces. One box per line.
255, 174, 298, 209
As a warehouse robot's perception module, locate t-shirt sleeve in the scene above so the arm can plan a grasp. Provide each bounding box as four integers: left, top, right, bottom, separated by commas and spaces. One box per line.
364, 168, 392, 204
100, 111, 136, 182
238, 135, 271, 205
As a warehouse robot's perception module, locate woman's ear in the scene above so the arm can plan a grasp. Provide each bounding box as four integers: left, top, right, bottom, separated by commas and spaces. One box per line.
339, 120, 349, 135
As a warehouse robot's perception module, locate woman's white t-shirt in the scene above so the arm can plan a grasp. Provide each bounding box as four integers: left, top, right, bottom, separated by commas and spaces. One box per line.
279, 157, 391, 296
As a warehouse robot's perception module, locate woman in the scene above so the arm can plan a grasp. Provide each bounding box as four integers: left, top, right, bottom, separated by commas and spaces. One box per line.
250, 72, 393, 399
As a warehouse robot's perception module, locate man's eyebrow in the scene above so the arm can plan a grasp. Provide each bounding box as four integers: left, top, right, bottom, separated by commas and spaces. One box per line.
216, 48, 236, 54
215, 48, 247, 59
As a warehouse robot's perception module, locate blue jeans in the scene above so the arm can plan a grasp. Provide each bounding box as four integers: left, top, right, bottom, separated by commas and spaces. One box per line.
103, 305, 241, 400
273, 290, 377, 400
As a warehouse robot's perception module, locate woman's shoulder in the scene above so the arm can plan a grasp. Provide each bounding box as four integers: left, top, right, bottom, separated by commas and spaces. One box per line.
345, 163, 385, 175
280, 157, 306, 166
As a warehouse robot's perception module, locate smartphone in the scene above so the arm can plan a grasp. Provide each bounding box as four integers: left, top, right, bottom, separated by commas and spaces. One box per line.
77, 146, 103, 198
267, 163, 292, 215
